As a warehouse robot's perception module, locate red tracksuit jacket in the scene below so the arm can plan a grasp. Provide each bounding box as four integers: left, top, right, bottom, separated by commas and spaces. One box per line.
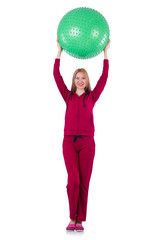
53, 58, 109, 137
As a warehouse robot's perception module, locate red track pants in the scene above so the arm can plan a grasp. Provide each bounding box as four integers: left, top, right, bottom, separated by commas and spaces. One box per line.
62, 135, 96, 222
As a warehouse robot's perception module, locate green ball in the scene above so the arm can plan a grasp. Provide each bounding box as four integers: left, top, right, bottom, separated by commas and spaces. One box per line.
57, 7, 110, 59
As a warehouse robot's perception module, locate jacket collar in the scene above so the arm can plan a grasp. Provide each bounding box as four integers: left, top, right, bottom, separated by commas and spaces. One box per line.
72, 90, 88, 97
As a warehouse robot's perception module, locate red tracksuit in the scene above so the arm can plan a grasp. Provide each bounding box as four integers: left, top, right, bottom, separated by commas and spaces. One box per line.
53, 58, 109, 221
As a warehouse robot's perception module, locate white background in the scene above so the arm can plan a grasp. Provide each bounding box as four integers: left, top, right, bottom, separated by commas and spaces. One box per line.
0, 0, 159, 239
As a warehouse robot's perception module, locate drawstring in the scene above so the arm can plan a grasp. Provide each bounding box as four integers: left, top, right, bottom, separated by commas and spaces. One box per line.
67, 90, 89, 109
66, 92, 74, 110
73, 135, 82, 142
83, 91, 89, 108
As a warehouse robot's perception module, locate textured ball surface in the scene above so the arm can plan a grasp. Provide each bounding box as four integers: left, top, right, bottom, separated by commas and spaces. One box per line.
57, 7, 110, 59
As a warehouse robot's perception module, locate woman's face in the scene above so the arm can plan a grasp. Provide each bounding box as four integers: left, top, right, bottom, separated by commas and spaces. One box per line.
74, 72, 87, 90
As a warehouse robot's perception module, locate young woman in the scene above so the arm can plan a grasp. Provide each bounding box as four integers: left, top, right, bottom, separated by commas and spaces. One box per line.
53, 39, 110, 232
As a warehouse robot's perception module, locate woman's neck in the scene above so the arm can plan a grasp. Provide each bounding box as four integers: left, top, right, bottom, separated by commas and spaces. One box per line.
76, 89, 85, 96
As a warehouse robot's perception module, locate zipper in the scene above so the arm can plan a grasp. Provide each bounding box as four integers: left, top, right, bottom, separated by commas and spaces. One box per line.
77, 96, 80, 135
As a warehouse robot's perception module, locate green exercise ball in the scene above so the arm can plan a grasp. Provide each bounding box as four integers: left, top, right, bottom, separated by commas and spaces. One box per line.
57, 7, 110, 59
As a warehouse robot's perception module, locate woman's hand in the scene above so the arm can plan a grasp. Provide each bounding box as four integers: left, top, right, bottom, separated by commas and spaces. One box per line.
104, 39, 111, 52
57, 39, 63, 53
104, 39, 111, 59
56, 38, 63, 58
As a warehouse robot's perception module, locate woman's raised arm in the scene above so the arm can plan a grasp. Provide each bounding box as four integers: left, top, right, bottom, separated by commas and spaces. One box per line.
91, 39, 111, 103
53, 39, 70, 103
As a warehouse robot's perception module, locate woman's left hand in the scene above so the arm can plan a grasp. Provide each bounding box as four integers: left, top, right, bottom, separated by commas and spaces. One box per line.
104, 39, 111, 52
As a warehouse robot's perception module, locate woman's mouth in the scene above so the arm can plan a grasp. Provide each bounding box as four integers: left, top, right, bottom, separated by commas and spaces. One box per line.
78, 84, 84, 86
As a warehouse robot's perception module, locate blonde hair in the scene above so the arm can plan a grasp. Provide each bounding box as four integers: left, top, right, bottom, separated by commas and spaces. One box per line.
71, 68, 92, 92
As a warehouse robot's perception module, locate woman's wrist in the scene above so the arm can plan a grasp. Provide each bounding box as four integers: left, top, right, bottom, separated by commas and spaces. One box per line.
104, 50, 108, 59
56, 51, 62, 58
